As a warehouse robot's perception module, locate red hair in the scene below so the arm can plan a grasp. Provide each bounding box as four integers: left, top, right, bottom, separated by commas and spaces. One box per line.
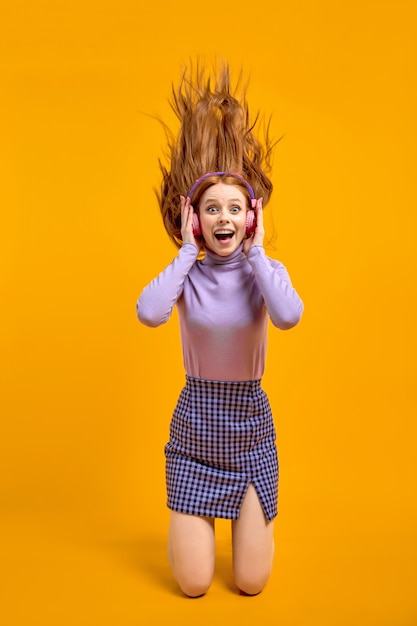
157, 61, 277, 248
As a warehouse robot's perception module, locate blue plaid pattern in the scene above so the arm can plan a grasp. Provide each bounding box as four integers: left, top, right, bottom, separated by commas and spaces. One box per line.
165, 376, 278, 521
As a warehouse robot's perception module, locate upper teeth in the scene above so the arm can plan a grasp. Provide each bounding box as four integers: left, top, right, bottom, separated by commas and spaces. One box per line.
215, 230, 233, 234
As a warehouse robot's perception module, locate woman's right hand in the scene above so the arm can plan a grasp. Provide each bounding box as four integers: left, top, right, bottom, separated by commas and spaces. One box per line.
180, 195, 200, 248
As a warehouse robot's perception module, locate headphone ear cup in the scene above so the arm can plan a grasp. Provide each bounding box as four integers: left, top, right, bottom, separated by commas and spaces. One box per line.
246, 210, 256, 235
192, 212, 201, 236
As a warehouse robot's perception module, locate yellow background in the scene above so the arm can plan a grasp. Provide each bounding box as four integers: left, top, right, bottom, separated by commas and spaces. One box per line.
1, 0, 416, 624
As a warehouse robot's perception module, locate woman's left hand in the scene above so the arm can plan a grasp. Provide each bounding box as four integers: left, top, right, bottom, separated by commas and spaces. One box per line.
243, 198, 264, 255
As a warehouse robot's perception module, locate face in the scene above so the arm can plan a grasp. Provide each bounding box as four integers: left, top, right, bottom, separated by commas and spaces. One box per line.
198, 183, 249, 256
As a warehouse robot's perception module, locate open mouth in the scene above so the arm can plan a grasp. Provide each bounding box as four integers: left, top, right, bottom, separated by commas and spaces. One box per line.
214, 231, 234, 241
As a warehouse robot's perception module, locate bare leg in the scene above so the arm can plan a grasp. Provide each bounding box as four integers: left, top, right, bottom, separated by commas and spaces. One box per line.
232, 484, 275, 595
168, 511, 215, 597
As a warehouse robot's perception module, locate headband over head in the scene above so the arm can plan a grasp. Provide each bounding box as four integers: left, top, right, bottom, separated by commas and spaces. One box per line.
188, 171, 255, 201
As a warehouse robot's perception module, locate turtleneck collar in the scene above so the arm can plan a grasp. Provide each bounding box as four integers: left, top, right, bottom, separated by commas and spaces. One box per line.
201, 244, 246, 266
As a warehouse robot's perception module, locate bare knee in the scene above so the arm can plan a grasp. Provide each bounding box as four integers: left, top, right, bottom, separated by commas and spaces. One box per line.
234, 542, 274, 595
177, 568, 213, 598
168, 512, 215, 597
234, 565, 271, 596
231, 485, 275, 595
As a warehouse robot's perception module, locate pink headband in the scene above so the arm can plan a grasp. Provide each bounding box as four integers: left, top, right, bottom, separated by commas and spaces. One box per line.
188, 171, 256, 201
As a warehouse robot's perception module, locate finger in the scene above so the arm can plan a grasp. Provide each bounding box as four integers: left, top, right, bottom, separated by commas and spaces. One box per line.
180, 196, 191, 225
185, 198, 194, 227
181, 197, 196, 241
256, 198, 264, 223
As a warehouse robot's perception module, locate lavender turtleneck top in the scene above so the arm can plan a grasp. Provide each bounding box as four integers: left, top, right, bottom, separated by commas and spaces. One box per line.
137, 243, 303, 382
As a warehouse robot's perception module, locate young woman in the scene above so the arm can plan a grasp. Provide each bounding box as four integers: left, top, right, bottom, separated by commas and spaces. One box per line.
137, 64, 303, 597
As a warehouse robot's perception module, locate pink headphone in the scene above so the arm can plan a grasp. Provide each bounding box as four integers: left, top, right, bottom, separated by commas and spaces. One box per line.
187, 172, 257, 237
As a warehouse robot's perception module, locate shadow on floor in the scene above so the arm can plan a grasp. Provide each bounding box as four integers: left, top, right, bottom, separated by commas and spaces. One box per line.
102, 530, 238, 596
103, 533, 180, 596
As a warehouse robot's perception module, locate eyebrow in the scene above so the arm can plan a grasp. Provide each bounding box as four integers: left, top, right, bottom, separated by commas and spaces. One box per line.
202, 197, 244, 204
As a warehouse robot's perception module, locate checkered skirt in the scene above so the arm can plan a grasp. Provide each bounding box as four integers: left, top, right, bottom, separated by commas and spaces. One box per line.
164, 376, 278, 521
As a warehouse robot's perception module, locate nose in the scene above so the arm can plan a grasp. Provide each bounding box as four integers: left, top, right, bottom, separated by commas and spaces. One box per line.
218, 207, 230, 222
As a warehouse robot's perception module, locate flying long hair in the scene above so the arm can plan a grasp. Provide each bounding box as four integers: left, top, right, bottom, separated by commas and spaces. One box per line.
157, 61, 277, 248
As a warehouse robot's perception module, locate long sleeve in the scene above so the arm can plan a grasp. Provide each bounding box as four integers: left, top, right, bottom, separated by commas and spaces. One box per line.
246, 246, 304, 330
136, 243, 199, 327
